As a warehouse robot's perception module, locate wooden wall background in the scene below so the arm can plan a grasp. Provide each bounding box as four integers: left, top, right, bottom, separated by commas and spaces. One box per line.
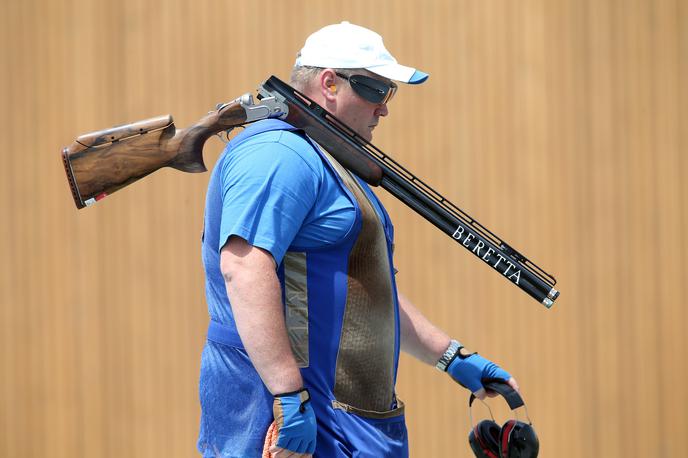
1, 0, 685, 456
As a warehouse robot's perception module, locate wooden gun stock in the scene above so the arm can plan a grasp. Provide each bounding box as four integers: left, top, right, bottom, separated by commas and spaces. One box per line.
62, 100, 248, 208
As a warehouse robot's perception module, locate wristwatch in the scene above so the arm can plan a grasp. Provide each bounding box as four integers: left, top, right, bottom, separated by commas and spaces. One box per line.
436, 339, 462, 372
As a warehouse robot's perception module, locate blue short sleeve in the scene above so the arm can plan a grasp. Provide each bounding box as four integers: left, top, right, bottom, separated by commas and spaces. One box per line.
218, 131, 322, 265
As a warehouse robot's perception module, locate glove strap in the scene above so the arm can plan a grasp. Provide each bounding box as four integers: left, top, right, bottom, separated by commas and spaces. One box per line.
435, 339, 462, 372
274, 388, 311, 413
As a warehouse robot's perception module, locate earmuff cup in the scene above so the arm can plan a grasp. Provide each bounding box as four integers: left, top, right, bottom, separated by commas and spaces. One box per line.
469, 420, 501, 457
499, 420, 539, 457
467, 381, 539, 458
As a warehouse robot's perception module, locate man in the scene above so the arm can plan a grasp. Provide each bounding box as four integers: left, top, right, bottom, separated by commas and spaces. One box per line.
198, 22, 518, 457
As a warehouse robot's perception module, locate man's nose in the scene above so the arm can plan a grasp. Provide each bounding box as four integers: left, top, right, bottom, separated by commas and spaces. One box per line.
375, 103, 389, 117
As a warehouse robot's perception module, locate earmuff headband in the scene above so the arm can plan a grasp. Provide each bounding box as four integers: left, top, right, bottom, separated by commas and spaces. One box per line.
469, 380, 524, 410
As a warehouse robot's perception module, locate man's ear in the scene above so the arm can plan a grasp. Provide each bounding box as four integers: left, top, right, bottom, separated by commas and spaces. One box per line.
320, 69, 338, 101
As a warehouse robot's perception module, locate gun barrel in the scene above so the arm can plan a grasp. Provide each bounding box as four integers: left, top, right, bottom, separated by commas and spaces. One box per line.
261, 75, 559, 307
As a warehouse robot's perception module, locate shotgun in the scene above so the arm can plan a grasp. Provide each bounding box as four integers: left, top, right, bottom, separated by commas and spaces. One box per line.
62, 75, 559, 307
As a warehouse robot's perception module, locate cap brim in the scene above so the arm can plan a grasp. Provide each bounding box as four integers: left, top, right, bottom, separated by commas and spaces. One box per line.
366, 63, 429, 84
407, 70, 429, 84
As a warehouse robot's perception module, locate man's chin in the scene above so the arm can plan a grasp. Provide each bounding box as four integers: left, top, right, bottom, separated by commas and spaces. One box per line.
352, 126, 374, 142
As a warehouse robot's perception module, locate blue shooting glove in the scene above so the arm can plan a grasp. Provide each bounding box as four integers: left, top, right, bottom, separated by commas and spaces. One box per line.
439, 340, 511, 394
272, 388, 317, 454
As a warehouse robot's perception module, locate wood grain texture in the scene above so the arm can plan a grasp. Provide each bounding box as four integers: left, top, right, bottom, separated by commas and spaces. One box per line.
76, 115, 173, 147
1, 1, 686, 457
63, 101, 248, 206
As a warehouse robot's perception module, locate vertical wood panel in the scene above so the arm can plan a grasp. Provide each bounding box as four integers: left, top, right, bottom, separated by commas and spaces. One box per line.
1, 1, 686, 456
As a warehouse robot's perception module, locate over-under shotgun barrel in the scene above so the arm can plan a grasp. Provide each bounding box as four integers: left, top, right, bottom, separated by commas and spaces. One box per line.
260, 76, 559, 307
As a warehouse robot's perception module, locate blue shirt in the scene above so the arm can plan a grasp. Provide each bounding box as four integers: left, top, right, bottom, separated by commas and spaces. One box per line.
202, 119, 355, 325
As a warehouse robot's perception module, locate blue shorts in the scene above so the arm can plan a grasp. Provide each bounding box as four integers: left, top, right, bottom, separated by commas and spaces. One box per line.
313, 405, 409, 457
197, 342, 408, 457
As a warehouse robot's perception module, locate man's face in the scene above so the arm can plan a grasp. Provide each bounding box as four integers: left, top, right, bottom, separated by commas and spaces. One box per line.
328, 71, 392, 142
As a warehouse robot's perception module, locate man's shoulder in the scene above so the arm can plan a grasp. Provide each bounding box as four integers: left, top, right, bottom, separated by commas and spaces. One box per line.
248, 128, 313, 151
226, 126, 324, 175
231, 120, 310, 151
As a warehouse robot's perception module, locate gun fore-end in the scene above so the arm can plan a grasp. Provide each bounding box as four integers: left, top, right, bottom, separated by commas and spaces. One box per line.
260, 76, 383, 185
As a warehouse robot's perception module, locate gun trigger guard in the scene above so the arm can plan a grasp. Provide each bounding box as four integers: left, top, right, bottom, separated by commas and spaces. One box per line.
215, 130, 232, 144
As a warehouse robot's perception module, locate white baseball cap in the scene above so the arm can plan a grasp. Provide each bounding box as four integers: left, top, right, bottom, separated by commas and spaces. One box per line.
295, 21, 429, 85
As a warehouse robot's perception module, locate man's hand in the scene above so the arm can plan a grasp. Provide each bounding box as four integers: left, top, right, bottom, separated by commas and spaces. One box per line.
268, 389, 317, 457
445, 351, 517, 399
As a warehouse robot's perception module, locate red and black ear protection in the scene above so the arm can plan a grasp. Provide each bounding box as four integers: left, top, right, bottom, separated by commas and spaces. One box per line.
468, 381, 539, 458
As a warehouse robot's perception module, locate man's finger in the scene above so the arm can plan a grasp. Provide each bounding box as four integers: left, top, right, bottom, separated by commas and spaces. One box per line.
506, 377, 520, 393
473, 387, 487, 400
268, 445, 293, 457
269, 445, 312, 458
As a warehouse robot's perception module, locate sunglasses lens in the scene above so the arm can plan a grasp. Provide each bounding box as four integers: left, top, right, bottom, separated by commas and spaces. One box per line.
348, 75, 397, 104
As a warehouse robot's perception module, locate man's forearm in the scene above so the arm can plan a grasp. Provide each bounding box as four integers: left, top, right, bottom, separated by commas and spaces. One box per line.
398, 292, 452, 366
221, 239, 303, 395
398, 292, 520, 396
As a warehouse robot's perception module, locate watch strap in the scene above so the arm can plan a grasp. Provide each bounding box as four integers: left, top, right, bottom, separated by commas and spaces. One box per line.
436, 339, 462, 372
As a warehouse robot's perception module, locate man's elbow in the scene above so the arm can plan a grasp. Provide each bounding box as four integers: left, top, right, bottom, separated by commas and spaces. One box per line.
220, 258, 237, 284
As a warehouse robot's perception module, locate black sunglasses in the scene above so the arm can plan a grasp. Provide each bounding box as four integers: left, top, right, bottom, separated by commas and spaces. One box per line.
335, 72, 398, 105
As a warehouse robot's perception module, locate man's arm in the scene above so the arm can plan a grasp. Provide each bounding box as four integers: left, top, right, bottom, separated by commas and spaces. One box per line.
220, 236, 303, 394
398, 292, 519, 396
222, 237, 317, 456
398, 292, 452, 365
